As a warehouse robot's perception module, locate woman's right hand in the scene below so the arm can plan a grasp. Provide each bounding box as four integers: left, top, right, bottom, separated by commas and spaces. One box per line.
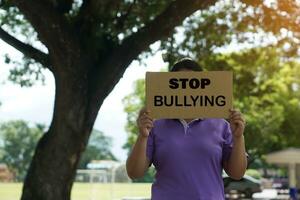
137, 107, 153, 138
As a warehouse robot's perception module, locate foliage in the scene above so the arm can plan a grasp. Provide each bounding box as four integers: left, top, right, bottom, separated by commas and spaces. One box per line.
0, 120, 116, 178
122, 79, 146, 152
0, 120, 44, 181
245, 169, 262, 179
132, 166, 156, 183
4, 55, 46, 87
203, 47, 300, 159
1, 0, 299, 85
161, 0, 300, 66
0, 1, 46, 86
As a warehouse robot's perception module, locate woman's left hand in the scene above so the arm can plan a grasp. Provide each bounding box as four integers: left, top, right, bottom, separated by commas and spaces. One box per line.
229, 109, 246, 138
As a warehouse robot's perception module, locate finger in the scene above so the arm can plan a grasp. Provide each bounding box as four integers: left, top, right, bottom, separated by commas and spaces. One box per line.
140, 117, 153, 123
139, 108, 151, 117
137, 115, 148, 124
139, 107, 150, 115
230, 117, 245, 122
142, 111, 152, 117
229, 110, 241, 117
230, 115, 245, 122
140, 119, 153, 125
229, 108, 240, 113
229, 115, 243, 122
139, 111, 149, 118
230, 113, 244, 121
139, 107, 147, 114
230, 110, 241, 115
140, 114, 153, 122
144, 122, 153, 128
230, 119, 245, 127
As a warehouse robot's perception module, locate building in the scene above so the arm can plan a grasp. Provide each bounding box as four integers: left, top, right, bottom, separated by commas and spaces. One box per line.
266, 148, 300, 199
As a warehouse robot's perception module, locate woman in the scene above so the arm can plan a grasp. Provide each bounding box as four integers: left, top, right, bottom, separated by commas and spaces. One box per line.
126, 58, 247, 200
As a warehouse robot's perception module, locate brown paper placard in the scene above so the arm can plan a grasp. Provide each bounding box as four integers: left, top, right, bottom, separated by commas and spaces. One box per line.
146, 71, 233, 119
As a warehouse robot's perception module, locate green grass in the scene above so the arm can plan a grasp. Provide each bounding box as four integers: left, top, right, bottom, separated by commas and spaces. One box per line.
0, 183, 152, 200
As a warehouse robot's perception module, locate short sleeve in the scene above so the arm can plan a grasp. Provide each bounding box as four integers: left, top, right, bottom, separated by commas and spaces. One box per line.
146, 128, 154, 166
222, 121, 233, 161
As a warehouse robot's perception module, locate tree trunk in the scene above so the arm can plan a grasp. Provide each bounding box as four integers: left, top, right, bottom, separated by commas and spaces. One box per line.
21, 64, 103, 200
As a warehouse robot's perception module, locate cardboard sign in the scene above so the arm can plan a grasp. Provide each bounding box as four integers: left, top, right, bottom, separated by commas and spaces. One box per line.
146, 71, 233, 119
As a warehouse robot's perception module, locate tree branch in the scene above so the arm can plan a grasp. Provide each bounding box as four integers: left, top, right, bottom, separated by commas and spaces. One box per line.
89, 0, 217, 113
12, 0, 78, 57
115, 0, 136, 31
0, 27, 52, 70
12, 0, 84, 73
78, 0, 121, 19
76, 0, 121, 34
119, 0, 217, 54
51, 0, 73, 14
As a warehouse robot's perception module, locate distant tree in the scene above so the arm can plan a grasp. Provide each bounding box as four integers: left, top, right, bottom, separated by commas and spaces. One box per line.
203, 47, 300, 160
0, 120, 44, 181
0, 121, 116, 178
78, 129, 116, 169
122, 79, 146, 152
115, 164, 130, 183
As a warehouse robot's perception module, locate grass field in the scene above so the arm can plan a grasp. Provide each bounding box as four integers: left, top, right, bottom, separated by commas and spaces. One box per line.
0, 183, 152, 200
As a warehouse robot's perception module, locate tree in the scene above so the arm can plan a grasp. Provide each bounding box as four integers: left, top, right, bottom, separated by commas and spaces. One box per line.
0, 0, 299, 199
203, 47, 300, 172
0, 120, 44, 181
77, 129, 116, 169
203, 47, 300, 158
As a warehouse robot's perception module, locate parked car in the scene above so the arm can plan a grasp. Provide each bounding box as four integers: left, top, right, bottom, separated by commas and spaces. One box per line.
223, 174, 262, 198
271, 176, 289, 190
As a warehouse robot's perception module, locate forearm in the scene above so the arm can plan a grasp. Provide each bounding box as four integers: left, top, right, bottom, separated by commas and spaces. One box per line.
226, 135, 247, 180
126, 134, 149, 179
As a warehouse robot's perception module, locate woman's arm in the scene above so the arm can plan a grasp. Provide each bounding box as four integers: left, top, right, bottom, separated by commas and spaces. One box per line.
126, 108, 153, 179
223, 109, 247, 180
126, 134, 151, 179
223, 135, 247, 180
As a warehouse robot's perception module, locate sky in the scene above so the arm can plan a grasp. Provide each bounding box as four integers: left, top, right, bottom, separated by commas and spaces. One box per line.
0, 40, 165, 161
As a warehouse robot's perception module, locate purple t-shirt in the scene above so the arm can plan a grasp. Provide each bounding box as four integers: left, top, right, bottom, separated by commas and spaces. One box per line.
146, 118, 233, 200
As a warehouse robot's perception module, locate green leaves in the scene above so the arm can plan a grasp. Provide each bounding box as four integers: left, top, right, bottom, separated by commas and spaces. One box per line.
1, 4, 46, 87
122, 79, 146, 152
0, 122, 116, 176
0, 120, 44, 181
0, 5, 36, 39
7, 56, 46, 87
205, 46, 300, 160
